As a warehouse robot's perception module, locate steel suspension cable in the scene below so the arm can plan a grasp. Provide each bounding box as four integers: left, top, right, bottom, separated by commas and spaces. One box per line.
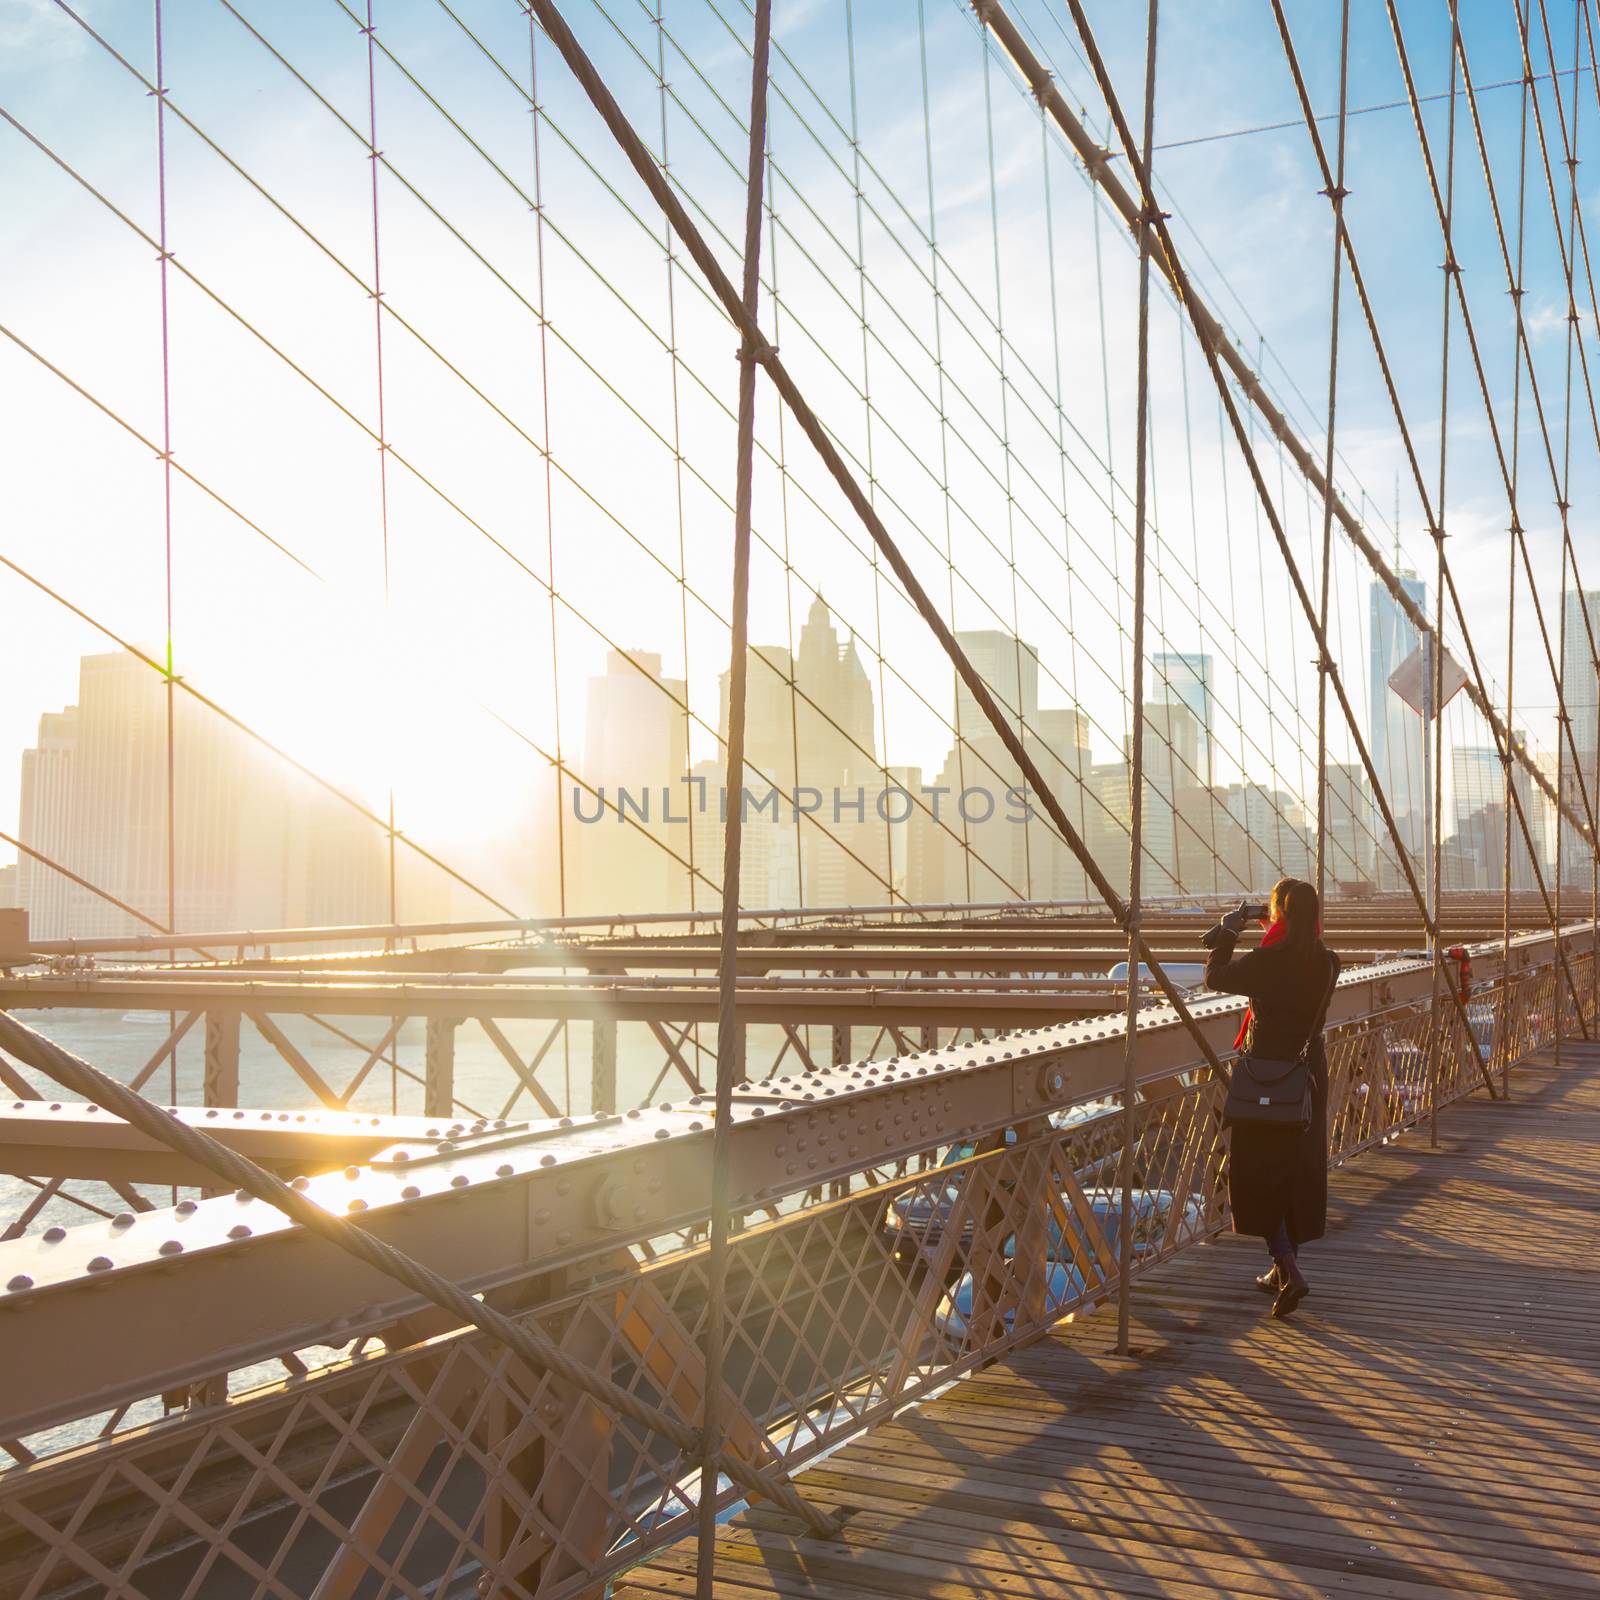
1388, 3, 1600, 854
619, 6, 1324, 891
0, 96, 927, 914
152, 0, 181, 1117
529, 7, 571, 933
519, 0, 1230, 1074
699, 6, 787, 1582
1315, 0, 1352, 903
1117, 0, 1158, 1359
982, 5, 1585, 861
1506, 0, 1532, 1090
921, 0, 975, 905
1261, 2, 1592, 1032
1046, 0, 1500, 1097
36, 0, 1339, 911
360, 0, 400, 931
240, 0, 1350, 896
649, 0, 1358, 885
1427, 7, 1462, 1144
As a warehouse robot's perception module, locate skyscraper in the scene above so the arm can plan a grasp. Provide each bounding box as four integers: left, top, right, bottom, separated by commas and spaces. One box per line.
1324, 762, 1374, 886
16, 651, 386, 939
953, 630, 1040, 735
1559, 589, 1600, 884
575, 650, 689, 914
17, 707, 80, 938
1452, 746, 1503, 833
1151, 652, 1213, 785
1369, 572, 1428, 854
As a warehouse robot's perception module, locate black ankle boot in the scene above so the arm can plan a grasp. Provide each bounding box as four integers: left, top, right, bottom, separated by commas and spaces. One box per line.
1271, 1257, 1310, 1319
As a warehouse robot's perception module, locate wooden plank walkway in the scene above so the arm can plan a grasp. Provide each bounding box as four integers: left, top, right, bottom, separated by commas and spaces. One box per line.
621, 1042, 1600, 1600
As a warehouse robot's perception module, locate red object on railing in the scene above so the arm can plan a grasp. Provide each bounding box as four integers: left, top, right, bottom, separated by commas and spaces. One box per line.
1446, 945, 1472, 1002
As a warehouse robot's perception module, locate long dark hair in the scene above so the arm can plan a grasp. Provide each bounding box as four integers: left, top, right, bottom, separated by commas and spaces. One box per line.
1271, 877, 1322, 959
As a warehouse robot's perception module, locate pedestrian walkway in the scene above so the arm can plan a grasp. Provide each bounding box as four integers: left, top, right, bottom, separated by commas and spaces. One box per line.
622, 1041, 1600, 1599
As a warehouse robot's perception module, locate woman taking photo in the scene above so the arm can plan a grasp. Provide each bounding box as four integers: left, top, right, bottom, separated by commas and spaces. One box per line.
1202, 878, 1340, 1319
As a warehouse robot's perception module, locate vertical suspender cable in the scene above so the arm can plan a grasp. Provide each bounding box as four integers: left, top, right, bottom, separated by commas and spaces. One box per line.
843, 0, 898, 914
1429, 10, 1461, 1147
657, 6, 697, 923
1038, 0, 1499, 1096
1315, 1, 1352, 903
362, 0, 398, 939
979, 37, 1033, 902
1563, 0, 1596, 1037
1555, 0, 1580, 1054
698, 0, 773, 1588
1117, 0, 1159, 1360
526, 8, 575, 1109
152, 0, 179, 1117
529, 0, 1227, 1074
922, 0, 973, 905
1506, 0, 1531, 1095
1561, 0, 1583, 1043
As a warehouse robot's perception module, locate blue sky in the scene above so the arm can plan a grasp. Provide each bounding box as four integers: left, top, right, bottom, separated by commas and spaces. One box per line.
2, 0, 1594, 909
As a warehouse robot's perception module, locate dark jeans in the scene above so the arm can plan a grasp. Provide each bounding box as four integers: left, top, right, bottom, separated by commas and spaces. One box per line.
1265, 1219, 1294, 1261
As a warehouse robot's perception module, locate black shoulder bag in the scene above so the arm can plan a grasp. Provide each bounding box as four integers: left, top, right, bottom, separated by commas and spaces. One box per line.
1223, 954, 1338, 1132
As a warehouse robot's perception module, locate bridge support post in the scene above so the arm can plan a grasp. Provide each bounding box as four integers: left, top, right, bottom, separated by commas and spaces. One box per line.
203, 1010, 239, 1108
830, 1022, 851, 1068
592, 1019, 616, 1115
424, 1018, 457, 1119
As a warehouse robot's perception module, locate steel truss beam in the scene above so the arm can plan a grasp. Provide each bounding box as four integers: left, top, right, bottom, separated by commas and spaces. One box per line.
0, 926, 1579, 1440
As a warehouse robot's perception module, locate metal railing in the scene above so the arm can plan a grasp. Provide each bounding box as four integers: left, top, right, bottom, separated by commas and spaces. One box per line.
0, 933, 1592, 1598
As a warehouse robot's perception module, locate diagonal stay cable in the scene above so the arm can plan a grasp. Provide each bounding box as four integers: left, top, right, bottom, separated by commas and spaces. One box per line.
431, 0, 1351, 888
51, 0, 1075, 905
1041, 0, 1501, 1096
0, 1009, 838, 1535
975, 0, 1588, 862
424, 0, 1297, 885
1456, 0, 1600, 790
0, 104, 918, 912
0, 548, 519, 919
34, 4, 1257, 904
518, 0, 1228, 1075
1386, 1, 1600, 850
1265, 1, 1591, 1030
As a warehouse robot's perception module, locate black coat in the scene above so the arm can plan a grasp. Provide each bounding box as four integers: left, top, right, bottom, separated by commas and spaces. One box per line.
1204, 930, 1341, 1245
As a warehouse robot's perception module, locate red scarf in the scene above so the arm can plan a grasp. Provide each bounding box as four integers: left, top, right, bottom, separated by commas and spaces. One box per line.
1232, 915, 1324, 1049
1232, 916, 1286, 1050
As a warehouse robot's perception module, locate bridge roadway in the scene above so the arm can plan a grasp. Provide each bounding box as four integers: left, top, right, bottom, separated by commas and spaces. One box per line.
622, 1041, 1600, 1600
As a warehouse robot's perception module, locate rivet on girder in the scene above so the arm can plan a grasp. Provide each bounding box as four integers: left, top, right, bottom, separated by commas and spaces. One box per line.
43, 1227, 66, 1243
227, 1226, 250, 1241
87, 1256, 113, 1272
158, 1241, 183, 1257
450, 1175, 469, 1188
6, 1275, 33, 1292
